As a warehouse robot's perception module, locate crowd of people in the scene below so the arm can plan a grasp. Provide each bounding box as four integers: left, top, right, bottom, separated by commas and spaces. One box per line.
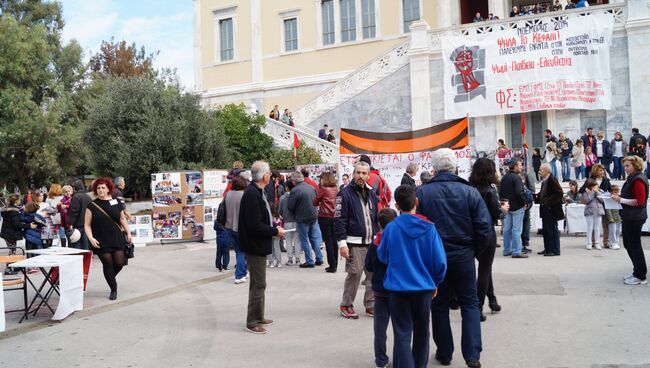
268, 104, 295, 127
211, 142, 647, 368
471, 0, 591, 23
1, 177, 132, 300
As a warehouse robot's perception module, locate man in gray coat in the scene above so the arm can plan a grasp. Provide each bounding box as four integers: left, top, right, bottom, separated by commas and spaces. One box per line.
287, 171, 324, 268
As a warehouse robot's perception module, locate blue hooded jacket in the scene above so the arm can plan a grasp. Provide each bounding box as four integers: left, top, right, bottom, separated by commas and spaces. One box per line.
20, 212, 45, 245
377, 214, 447, 292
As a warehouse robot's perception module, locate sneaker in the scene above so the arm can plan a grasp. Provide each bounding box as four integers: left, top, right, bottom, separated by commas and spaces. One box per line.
586, 246, 592, 250
260, 319, 274, 325
234, 278, 246, 284
611, 244, 620, 250
315, 260, 323, 266
511, 254, 528, 258
245, 325, 267, 334
623, 277, 648, 285
299, 263, 315, 268
285, 260, 294, 266
623, 274, 635, 281
275, 261, 282, 268
340, 305, 359, 319
594, 245, 602, 250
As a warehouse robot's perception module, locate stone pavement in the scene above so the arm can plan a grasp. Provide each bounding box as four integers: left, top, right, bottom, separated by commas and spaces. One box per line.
1, 234, 649, 368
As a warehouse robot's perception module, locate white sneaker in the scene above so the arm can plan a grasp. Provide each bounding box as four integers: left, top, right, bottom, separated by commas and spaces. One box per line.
234, 278, 245, 284
623, 277, 648, 285
611, 244, 620, 250
623, 274, 635, 281
586, 245, 592, 250
594, 245, 602, 250
276, 262, 282, 268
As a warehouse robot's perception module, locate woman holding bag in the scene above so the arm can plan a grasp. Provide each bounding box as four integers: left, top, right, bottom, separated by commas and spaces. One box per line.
84, 177, 132, 300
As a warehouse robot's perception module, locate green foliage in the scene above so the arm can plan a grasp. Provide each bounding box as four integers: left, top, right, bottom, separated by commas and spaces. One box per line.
83, 77, 232, 195
0, 6, 85, 192
266, 141, 323, 170
218, 104, 274, 166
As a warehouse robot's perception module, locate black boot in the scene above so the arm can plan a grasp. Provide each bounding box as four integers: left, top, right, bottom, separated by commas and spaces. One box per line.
480, 308, 487, 322
488, 297, 501, 313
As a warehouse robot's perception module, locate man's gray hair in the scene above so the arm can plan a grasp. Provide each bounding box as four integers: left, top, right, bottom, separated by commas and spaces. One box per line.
406, 163, 418, 174
431, 148, 457, 174
290, 171, 304, 183
540, 163, 552, 172
353, 161, 370, 173
420, 171, 432, 183
251, 161, 271, 182
114, 176, 125, 187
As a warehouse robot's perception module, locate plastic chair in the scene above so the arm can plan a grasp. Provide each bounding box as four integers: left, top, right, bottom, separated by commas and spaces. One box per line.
1, 247, 29, 323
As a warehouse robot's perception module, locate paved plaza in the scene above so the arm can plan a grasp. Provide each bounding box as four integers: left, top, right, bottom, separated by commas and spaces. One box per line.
1, 232, 649, 368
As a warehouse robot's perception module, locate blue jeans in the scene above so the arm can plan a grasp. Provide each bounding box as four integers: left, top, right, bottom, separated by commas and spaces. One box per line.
215, 237, 231, 270
612, 157, 624, 180
550, 158, 558, 178
374, 294, 391, 367
228, 229, 247, 279
503, 207, 525, 256
297, 220, 323, 265
431, 257, 482, 363
560, 156, 570, 181
574, 165, 586, 180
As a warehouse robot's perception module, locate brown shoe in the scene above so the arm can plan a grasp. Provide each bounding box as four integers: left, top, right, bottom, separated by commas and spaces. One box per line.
365, 308, 374, 317
245, 325, 267, 334
260, 319, 274, 326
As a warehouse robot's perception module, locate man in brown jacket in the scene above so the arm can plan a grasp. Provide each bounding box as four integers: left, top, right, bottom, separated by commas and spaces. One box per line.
537, 163, 564, 256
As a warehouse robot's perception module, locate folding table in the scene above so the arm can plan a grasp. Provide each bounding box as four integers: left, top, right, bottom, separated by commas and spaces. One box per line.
9, 255, 83, 321
27, 247, 92, 290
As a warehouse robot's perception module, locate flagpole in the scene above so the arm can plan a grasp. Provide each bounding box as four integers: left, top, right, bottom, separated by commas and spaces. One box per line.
521, 112, 529, 173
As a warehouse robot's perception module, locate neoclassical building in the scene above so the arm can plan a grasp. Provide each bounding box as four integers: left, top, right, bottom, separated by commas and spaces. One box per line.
194, 0, 646, 164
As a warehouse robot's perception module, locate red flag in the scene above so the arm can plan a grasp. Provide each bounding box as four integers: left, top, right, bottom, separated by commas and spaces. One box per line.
520, 113, 526, 136
293, 133, 300, 149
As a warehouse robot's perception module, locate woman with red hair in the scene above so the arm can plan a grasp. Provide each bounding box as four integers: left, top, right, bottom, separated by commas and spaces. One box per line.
84, 177, 132, 300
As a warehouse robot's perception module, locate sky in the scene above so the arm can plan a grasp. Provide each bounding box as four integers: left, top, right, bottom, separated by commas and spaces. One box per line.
59, 0, 194, 90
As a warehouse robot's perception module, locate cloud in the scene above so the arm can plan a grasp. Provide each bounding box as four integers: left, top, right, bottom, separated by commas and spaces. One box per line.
60, 0, 120, 57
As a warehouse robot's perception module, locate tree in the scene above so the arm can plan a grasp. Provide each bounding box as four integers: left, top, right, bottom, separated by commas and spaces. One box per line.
89, 37, 157, 79
218, 104, 274, 166
83, 77, 232, 196
0, 4, 85, 192
267, 142, 324, 170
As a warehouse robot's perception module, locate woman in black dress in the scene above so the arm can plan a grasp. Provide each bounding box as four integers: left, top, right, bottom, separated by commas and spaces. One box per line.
84, 177, 132, 300
468, 158, 508, 321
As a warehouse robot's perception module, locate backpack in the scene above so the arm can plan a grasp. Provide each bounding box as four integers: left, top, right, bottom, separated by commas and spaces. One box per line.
522, 187, 534, 208
215, 198, 227, 229
369, 171, 391, 210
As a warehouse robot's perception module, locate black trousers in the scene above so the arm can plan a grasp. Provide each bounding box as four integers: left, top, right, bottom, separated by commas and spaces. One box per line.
622, 220, 647, 280
390, 291, 432, 368
318, 217, 338, 271
476, 231, 496, 309
540, 206, 561, 255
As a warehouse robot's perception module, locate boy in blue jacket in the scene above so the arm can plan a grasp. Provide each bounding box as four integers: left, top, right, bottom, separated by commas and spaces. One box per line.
366, 207, 398, 368
378, 185, 447, 368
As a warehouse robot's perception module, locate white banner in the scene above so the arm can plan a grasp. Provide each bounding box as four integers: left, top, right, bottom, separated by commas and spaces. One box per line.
339, 148, 473, 199
443, 12, 614, 119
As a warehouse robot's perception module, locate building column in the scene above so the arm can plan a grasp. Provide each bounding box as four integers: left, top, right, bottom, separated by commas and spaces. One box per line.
436, 1, 452, 28
626, 2, 650, 135
409, 21, 433, 131
488, 0, 507, 19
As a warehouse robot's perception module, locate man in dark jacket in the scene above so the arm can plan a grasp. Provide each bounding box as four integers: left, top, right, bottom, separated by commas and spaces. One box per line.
68, 180, 92, 250
416, 148, 491, 368
287, 171, 323, 268
335, 161, 379, 319
113, 176, 131, 220
499, 159, 528, 258
537, 163, 564, 256
629, 128, 646, 153
544, 129, 559, 145
238, 161, 285, 334
400, 163, 417, 187
581, 127, 596, 152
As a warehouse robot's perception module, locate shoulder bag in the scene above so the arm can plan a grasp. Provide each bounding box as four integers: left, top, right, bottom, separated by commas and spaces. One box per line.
91, 202, 134, 259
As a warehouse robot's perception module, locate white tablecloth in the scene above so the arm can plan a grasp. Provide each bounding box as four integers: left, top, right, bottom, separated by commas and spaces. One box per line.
530, 204, 565, 231
26, 247, 91, 256
1, 272, 5, 332
10, 255, 83, 321
565, 204, 588, 234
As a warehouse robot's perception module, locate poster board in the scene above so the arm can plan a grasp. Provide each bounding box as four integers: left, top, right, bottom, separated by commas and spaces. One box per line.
296, 164, 338, 184
127, 215, 154, 246
339, 118, 472, 198
202, 170, 228, 241
151, 171, 204, 241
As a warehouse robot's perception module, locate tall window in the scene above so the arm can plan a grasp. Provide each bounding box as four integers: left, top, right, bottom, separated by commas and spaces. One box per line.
340, 0, 356, 42
361, 0, 376, 39
219, 18, 234, 61
284, 18, 298, 51
322, 0, 335, 45
402, 0, 420, 33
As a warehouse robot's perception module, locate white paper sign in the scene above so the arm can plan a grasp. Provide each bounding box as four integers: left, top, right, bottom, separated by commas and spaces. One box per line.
442, 13, 614, 118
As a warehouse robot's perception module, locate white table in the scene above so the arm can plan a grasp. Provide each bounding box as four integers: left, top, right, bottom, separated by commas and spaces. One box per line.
10, 255, 83, 321
565, 204, 588, 234
27, 247, 92, 290
1, 272, 4, 332
530, 204, 565, 232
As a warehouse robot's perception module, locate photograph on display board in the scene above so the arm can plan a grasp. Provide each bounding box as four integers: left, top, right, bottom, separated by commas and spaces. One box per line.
151, 173, 181, 194
137, 216, 151, 225
204, 206, 213, 223
203, 170, 228, 198
127, 217, 137, 225
186, 193, 203, 206
296, 164, 338, 184
153, 211, 181, 239
152, 195, 182, 207
139, 229, 149, 238
185, 172, 203, 193
190, 223, 204, 241
182, 206, 196, 231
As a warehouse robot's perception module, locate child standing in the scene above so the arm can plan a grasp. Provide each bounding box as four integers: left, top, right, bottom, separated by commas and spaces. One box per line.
279, 184, 300, 265
585, 146, 597, 174
605, 185, 622, 250
267, 206, 283, 267
377, 185, 447, 368
365, 207, 398, 368
582, 179, 604, 250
